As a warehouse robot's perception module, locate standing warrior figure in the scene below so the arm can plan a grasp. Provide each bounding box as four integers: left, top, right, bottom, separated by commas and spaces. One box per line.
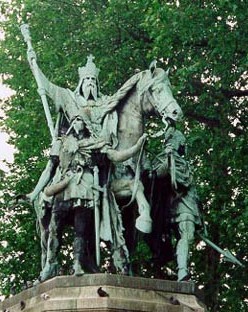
151, 123, 202, 281
39, 115, 146, 281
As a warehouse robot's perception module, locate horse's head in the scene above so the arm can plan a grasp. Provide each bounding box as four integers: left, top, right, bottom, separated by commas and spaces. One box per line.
138, 68, 183, 123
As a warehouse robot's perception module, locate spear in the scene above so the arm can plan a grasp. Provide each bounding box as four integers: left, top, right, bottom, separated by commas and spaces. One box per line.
20, 24, 55, 138
198, 232, 244, 267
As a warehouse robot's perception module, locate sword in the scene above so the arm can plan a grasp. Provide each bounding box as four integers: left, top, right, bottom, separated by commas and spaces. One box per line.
93, 166, 101, 266
20, 24, 55, 139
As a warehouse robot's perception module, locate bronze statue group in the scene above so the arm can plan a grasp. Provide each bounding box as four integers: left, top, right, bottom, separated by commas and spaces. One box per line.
20, 25, 241, 285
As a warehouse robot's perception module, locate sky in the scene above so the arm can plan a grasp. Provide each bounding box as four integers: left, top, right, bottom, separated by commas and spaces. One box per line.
0, 14, 15, 172
0, 82, 15, 172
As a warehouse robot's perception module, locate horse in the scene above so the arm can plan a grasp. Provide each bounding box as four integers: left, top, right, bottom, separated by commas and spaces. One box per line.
102, 66, 183, 273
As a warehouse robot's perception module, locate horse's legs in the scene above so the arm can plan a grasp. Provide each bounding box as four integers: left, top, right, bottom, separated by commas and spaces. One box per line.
38, 219, 47, 270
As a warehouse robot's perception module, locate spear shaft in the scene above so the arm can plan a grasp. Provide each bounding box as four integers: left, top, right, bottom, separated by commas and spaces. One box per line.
20, 24, 55, 139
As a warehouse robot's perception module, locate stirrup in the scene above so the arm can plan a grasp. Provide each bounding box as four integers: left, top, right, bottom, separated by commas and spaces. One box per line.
135, 215, 152, 233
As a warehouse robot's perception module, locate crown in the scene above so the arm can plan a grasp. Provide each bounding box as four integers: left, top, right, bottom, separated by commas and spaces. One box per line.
78, 55, 100, 79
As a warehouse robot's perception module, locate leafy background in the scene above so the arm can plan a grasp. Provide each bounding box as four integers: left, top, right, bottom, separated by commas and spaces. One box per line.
0, 1, 247, 311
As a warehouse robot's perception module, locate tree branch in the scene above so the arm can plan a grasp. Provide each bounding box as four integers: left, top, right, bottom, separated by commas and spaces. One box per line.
184, 79, 248, 99
185, 111, 221, 128
222, 89, 248, 98
125, 28, 153, 44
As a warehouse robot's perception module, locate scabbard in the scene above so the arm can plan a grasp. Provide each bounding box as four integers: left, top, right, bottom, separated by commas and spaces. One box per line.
93, 166, 100, 266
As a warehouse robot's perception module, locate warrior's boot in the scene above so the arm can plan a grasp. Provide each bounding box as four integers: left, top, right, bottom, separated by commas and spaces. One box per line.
176, 238, 190, 281
176, 220, 195, 281
73, 237, 85, 276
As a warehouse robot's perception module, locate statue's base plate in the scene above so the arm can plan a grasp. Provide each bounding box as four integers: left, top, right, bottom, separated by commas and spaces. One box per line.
0, 274, 205, 311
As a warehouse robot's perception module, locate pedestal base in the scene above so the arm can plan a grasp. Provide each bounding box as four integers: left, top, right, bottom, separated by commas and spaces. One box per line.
0, 274, 205, 312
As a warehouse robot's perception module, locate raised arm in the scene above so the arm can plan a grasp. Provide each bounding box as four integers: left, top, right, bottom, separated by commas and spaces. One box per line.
21, 24, 69, 133
26, 43, 66, 112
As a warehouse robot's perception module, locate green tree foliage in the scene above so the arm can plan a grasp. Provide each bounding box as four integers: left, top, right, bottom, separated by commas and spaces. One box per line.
0, 1, 247, 310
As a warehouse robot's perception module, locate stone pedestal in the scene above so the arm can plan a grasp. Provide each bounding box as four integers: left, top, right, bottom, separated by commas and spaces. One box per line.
0, 274, 205, 312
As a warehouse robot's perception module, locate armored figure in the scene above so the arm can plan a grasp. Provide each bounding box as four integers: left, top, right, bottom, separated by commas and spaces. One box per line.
151, 124, 201, 281
39, 117, 103, 279
35, 117, 147, 281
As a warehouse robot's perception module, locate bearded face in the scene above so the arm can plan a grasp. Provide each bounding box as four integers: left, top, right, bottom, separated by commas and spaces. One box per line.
73, 117, 85, 135
81, 76, 98, 101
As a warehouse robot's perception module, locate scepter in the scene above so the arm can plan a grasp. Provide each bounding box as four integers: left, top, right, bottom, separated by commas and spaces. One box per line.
20, 24, 55, 138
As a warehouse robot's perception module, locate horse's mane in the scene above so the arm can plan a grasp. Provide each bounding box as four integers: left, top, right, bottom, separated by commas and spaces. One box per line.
137, 68, 169, 96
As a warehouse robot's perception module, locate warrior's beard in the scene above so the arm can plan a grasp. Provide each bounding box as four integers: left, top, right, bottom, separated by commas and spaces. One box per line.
82, 84, 98, 101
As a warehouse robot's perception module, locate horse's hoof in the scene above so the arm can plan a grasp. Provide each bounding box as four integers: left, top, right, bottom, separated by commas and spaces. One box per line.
39, 262, 59, 282
121, 264, 131, 276
33, 278, 41, 286
73, 261, 85, 276
74, 270, 84, 277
